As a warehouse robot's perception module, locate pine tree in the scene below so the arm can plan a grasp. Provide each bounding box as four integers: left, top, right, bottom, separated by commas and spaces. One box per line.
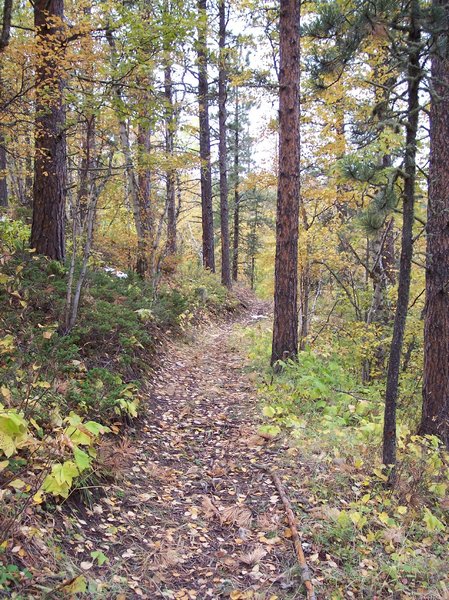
382, 0, 422, 479
0, 0, 12, 208
271, 0, 301, 365
420, 0, 449, 446
163, 0, 177, 256
197, 0, 215, 271
30, 0, 67, 261
218, 0, 231, 287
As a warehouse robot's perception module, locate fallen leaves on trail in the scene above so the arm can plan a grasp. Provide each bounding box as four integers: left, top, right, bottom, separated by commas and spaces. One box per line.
15, 302, 312, 598
230, 591, 279, 600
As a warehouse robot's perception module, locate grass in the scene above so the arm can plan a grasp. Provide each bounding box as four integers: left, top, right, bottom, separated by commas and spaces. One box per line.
238, 322, 449, 599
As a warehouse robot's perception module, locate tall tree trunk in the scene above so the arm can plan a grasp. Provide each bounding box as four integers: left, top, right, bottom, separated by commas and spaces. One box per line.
419, 0, 449, 446
382, 0, 421, 478
77, 116, 95, 227
137, 119, 154, 276
218, 0, 231, 287
299, 203, 310, 350
0, 0, 12, 208
0, 0, 12, 54
299, 262, 310, 348
31, 0, 66, 261
248, 203, 259, 291
197, 0, 215, 271
0, 142, 6, 207
232, 87, 240, 281
164, 61, 177, 255
162, 0, 176, 255
271, 0, 301, 365
24, 134, 33, 206
61, 115, 99, 335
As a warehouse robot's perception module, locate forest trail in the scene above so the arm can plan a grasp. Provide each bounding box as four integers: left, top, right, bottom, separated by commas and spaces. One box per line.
62, 298, 309, 599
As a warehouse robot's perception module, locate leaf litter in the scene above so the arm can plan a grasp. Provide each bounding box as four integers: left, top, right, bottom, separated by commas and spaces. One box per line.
16, 296, 315, 598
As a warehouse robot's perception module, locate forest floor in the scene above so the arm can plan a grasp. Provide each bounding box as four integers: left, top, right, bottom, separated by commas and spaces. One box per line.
44, 295, 312, 599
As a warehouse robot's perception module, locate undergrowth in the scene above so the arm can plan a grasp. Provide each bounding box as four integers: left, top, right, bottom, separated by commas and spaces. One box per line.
242, 322, 449, 599
0, 223, 237, 595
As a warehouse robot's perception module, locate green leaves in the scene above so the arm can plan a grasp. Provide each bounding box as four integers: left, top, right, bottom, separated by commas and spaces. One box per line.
423, 508, 445, 533
117, 399, 138, 418
262, 405, 276, 418
0, 335, 15, 355
43, 460, 80, 498
74, 447, 91, 473
62, 575, 87, 594
66, 414, 110, 446
135, 308, 153, 322
0, 408, 28, 458
91, 550, 108, 566
40, 415, 108, 498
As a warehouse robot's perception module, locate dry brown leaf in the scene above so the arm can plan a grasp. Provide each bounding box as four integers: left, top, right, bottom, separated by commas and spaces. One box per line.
439, 497, 449, 510
220, 505, 252, 528
256, 512, 277, 529
308, 506, 339, 521
246, 434, 266, 447
239, 545, 267, 565
201, 495, 220, 519
383, 527, 404, 545
148, 542, 185, 570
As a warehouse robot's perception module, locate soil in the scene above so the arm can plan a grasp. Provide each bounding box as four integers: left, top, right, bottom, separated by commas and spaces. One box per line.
32, 297, 310, 599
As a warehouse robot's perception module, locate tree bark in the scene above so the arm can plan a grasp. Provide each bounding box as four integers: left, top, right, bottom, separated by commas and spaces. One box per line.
382, 0, 421, 478
299, 263, 310, 348
271, 0, 301, 365
232, 86, 240, 281
419, 0, 449, 446
162, 0, 177, 256
197, 0, 215, 271
164, 61, 177, 255
0, 0, 13, 208
31, 0, 67, 261
218, 0, 231, 287
137, 118, 154, 276
0, 0, 12, 52
0, 141, 7, 207
77, 116, 95, 227
248, 202, 259, 290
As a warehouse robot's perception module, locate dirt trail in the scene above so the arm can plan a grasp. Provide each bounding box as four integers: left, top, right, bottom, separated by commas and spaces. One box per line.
61, 301, 307, 599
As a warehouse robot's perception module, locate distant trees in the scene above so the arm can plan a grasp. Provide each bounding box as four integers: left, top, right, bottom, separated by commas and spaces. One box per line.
306, 0, 432, 477
271, 0, 301, 365
0, 0, 270, 290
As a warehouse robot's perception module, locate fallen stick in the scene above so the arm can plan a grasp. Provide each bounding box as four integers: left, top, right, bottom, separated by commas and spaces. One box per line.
258, 465, 316, 600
